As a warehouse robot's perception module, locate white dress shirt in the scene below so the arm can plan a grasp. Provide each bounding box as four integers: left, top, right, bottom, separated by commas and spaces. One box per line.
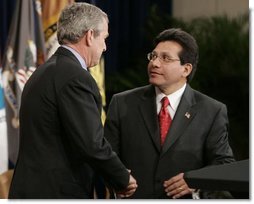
155, 84, 187, 119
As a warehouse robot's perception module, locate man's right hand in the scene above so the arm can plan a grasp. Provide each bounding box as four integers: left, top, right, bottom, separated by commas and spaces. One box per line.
116, 173, 138, 198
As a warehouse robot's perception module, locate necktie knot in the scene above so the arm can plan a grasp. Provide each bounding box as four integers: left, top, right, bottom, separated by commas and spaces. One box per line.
161, 97, 169, 108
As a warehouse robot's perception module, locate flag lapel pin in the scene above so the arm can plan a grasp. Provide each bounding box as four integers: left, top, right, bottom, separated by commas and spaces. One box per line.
185, 112, 191, 119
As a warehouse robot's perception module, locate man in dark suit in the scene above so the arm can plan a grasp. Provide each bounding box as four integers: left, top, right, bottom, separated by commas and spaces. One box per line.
8, 3, 137, 199
104, 28, 235, 199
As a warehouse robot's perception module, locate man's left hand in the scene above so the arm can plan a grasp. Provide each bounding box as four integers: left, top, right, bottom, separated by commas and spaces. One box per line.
163, 172, 194, 199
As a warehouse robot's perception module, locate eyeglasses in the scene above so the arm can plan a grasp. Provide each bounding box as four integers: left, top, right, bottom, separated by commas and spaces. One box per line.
147, 52, 180, 63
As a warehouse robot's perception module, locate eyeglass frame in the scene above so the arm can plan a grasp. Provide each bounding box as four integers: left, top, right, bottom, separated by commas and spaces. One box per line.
147, 52, 181, 64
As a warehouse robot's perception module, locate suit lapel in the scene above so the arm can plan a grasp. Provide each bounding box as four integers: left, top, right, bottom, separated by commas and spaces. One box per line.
161, 85, 197, 156
139, 85, 161, 152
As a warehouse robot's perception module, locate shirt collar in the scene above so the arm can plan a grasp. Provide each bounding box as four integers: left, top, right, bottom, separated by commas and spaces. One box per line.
155, 83, 186, 111
61, 45, 87, 70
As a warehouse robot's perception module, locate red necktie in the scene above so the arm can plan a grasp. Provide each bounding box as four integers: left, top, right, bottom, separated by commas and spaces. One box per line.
159, 97, 172, 145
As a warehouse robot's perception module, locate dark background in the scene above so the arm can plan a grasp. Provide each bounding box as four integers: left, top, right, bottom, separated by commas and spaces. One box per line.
0, 0, 249, 161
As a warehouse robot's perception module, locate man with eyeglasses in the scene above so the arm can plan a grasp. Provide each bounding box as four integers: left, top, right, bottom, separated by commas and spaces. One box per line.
104, 28, 235, 199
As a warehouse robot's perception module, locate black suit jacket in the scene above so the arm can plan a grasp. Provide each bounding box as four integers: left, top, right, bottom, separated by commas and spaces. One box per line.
9, 47, 129, 199
104, 84, 235, 199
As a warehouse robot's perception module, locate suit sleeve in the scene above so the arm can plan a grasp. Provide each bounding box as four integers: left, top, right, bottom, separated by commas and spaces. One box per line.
58, 74, 129, 191
205, 104, 235, 165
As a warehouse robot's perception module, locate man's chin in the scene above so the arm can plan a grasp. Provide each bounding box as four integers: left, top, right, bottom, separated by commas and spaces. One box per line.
149, 78, 159, 86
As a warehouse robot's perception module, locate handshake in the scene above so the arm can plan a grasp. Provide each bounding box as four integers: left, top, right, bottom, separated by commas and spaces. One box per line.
115, 170, 138, 198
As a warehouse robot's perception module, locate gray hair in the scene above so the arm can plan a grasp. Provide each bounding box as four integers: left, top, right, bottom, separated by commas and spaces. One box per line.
57, 2, 108, 45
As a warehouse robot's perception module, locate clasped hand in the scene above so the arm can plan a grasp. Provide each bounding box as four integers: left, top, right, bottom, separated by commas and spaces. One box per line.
116, 171, 138, 198
115, 172, 194, 199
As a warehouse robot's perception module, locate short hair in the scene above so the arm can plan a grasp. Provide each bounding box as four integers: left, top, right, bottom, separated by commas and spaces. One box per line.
57, 2, 108, 45
154, 28, 199, 82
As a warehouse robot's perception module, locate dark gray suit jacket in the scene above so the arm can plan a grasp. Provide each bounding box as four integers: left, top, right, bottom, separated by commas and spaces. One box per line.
104, 84, 235, 199
9, 47, 129, 199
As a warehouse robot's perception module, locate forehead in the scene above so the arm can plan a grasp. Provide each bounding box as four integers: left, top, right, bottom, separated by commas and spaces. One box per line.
154, 41, 182, 54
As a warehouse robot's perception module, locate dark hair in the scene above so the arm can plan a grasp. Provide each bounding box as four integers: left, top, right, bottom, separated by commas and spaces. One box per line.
154, 28, 199, 82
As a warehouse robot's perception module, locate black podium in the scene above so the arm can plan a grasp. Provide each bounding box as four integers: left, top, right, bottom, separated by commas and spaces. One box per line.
184, 160, 249, 194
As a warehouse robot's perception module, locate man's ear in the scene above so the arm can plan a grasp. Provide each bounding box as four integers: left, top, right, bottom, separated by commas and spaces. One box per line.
85, 29, 94, 47
183, 63, 192, 78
